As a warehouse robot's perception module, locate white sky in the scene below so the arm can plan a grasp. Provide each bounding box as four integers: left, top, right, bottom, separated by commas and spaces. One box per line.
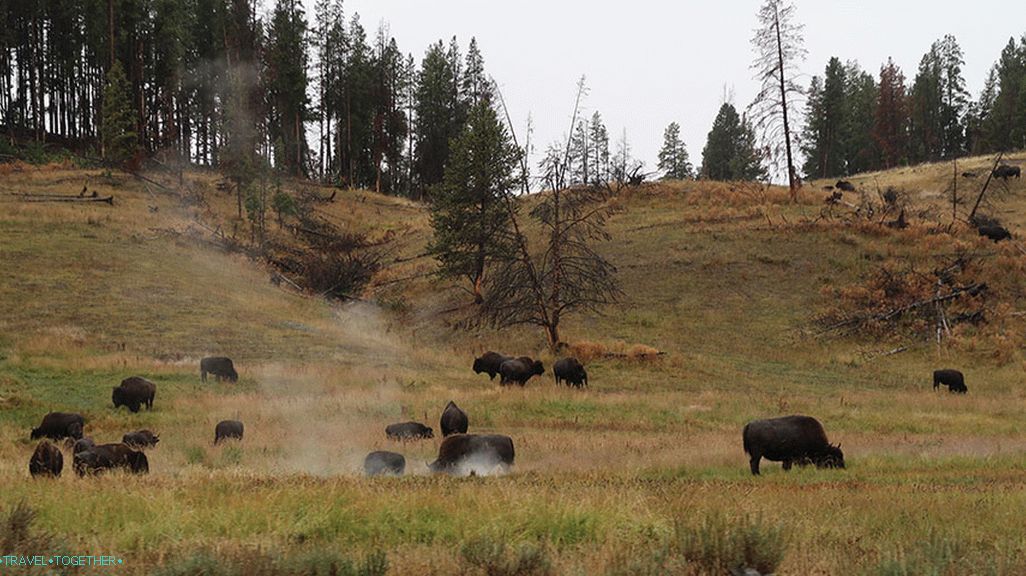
299, 0, 1023, 177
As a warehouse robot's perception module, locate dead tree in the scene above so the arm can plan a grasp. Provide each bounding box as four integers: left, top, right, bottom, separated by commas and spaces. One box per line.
484, 78, 623, 351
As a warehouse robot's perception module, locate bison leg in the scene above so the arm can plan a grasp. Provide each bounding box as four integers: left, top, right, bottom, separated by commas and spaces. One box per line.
749, 455, 761, 476
782, 459, 792, 471
201, 370, 207, 383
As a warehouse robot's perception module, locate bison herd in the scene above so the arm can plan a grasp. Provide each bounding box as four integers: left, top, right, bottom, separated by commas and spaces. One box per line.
22, 351, 974, 479
366, 400, 516, 477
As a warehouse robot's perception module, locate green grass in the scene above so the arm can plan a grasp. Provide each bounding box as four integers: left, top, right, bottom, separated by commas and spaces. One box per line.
2, 159, 1026, 573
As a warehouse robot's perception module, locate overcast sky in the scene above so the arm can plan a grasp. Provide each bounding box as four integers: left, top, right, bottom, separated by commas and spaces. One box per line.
299, 0, 1023, 177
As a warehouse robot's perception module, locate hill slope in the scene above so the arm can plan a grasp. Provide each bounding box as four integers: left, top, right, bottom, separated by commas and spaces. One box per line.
1, 156, 1026, 574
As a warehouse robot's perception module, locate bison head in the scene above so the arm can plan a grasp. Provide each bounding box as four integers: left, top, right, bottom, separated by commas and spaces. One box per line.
531, 360, 544, 376
228, 368, 239, 382
112, 386, 125, 408
472, 358, 485, 374
30, 427, 43, 440
129, 451, 149, 474
816, 444, 845, 469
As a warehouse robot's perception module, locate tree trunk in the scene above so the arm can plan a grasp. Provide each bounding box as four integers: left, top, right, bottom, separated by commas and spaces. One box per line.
774, 7, 798, 200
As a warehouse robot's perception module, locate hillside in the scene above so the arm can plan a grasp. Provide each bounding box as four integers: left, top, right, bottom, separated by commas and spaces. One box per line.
2, 155, 1026, 574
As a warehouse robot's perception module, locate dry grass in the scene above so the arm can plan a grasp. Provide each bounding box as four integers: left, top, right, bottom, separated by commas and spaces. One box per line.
4, 157, 1026, 573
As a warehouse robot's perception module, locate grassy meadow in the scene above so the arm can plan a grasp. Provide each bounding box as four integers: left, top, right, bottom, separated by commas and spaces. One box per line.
2, 155, 1026, 574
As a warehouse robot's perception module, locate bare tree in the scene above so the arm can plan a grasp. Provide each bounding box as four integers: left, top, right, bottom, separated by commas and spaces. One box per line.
484, 78, 623, 351
749, 0, 806, 200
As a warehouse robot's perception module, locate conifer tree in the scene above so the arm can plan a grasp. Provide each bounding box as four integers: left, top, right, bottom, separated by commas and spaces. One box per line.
100, 60, 137, 164
428, 101, 521, 304
657, 121, 693, 180
701, 103, 766, 181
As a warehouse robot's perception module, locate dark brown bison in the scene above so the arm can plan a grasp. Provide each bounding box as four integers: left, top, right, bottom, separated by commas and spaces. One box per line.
31, 412, 84, 441
978, 225, 1011, 242
122, 429, 160, 448
933, 369, 967, 393
386, 421, 433, 440
29, 441, 63, 478
214, 420, 244, 444
742, 415, 844, 475
73, 443, 149, 476
962, 171, 978, 178
499, 357, 544, 386
993, 165, 1021, 179
201, 357, 238, 382
428, 434, 515, 476
553, 357, 588, 388
473, 352, 512, 380
364, 451, 405, 476
112, 376, 156, 412
440, 401, 469, 437
835, 180, 856, 192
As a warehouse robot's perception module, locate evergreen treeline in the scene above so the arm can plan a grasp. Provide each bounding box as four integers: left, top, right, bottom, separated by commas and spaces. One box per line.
0, 0, 502, 198
1, 1, 1024, 190
802, 35, 1026, 179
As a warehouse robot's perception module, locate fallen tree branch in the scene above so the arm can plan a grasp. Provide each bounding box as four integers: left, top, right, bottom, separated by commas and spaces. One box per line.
820, 282, 986, 334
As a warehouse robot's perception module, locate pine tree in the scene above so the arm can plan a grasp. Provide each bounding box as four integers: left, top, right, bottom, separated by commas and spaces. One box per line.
657, 121, 693, 180
265, 0, 310, 176
873, 58, 909, 168
414, 40, 461, 198
701, 103, 766, 181
801, 57, 846, 178
428, 100, 521, 304
100, 60, 137, 164
588, 112, 609, 184
910, 35, 969, 162
842, 62, 879, 175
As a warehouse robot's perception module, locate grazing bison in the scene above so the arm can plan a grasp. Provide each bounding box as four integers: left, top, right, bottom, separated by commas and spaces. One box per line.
933, 369, 967, 394
440, 401, 469, 437
201, 357, 238, 382
214, 420, 244, 444
31, 412, 84, 441
993, 165, 1021, 180
386, 421, 434, 440
29, 441, 63, 478
72, 437, 95, 455
428, 434, 515, 476
835, 180, 856, 192
978, 225, 1011, 242
73, 443, 149, 476
122, 429, 160, 448
364, 451, 406, 476
553, 357, 588, 388
112, 376, 156, 412
473, 352, 512, 380
962, 171, 978, 178
742, 415, 844, 476
499, 357, 545, 386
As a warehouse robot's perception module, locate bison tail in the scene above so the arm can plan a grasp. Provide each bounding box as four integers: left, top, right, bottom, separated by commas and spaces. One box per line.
742, 424, 752, 455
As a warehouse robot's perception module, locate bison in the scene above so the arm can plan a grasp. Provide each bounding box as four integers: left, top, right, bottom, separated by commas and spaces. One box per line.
962, 171, 978, 178
112, 376, 156, 413
993, 165, 1021, 180
73, 443, 149, 476
364, 451, 405, 476
201, 357, 238, 382
29, 441, 63, 478
835, 180, 856, 192
553, 357, 588, 388
386, 421, 434, 440
72, 436, 95, 455
473, 352, 512, 380
933, 369, 967, 394
742, 415, 844, 475
499, 357, 544, 386
214, 420, 244, 444
122, 429, 160, 448
440, 401, 469, 437
428, 434, 515, 476
31, 412, 84, 441
978, 225, 1011, 242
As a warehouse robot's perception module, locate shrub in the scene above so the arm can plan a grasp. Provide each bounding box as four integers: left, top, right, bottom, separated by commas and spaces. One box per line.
671, 514, 787, 575
460, 535, 554, 576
